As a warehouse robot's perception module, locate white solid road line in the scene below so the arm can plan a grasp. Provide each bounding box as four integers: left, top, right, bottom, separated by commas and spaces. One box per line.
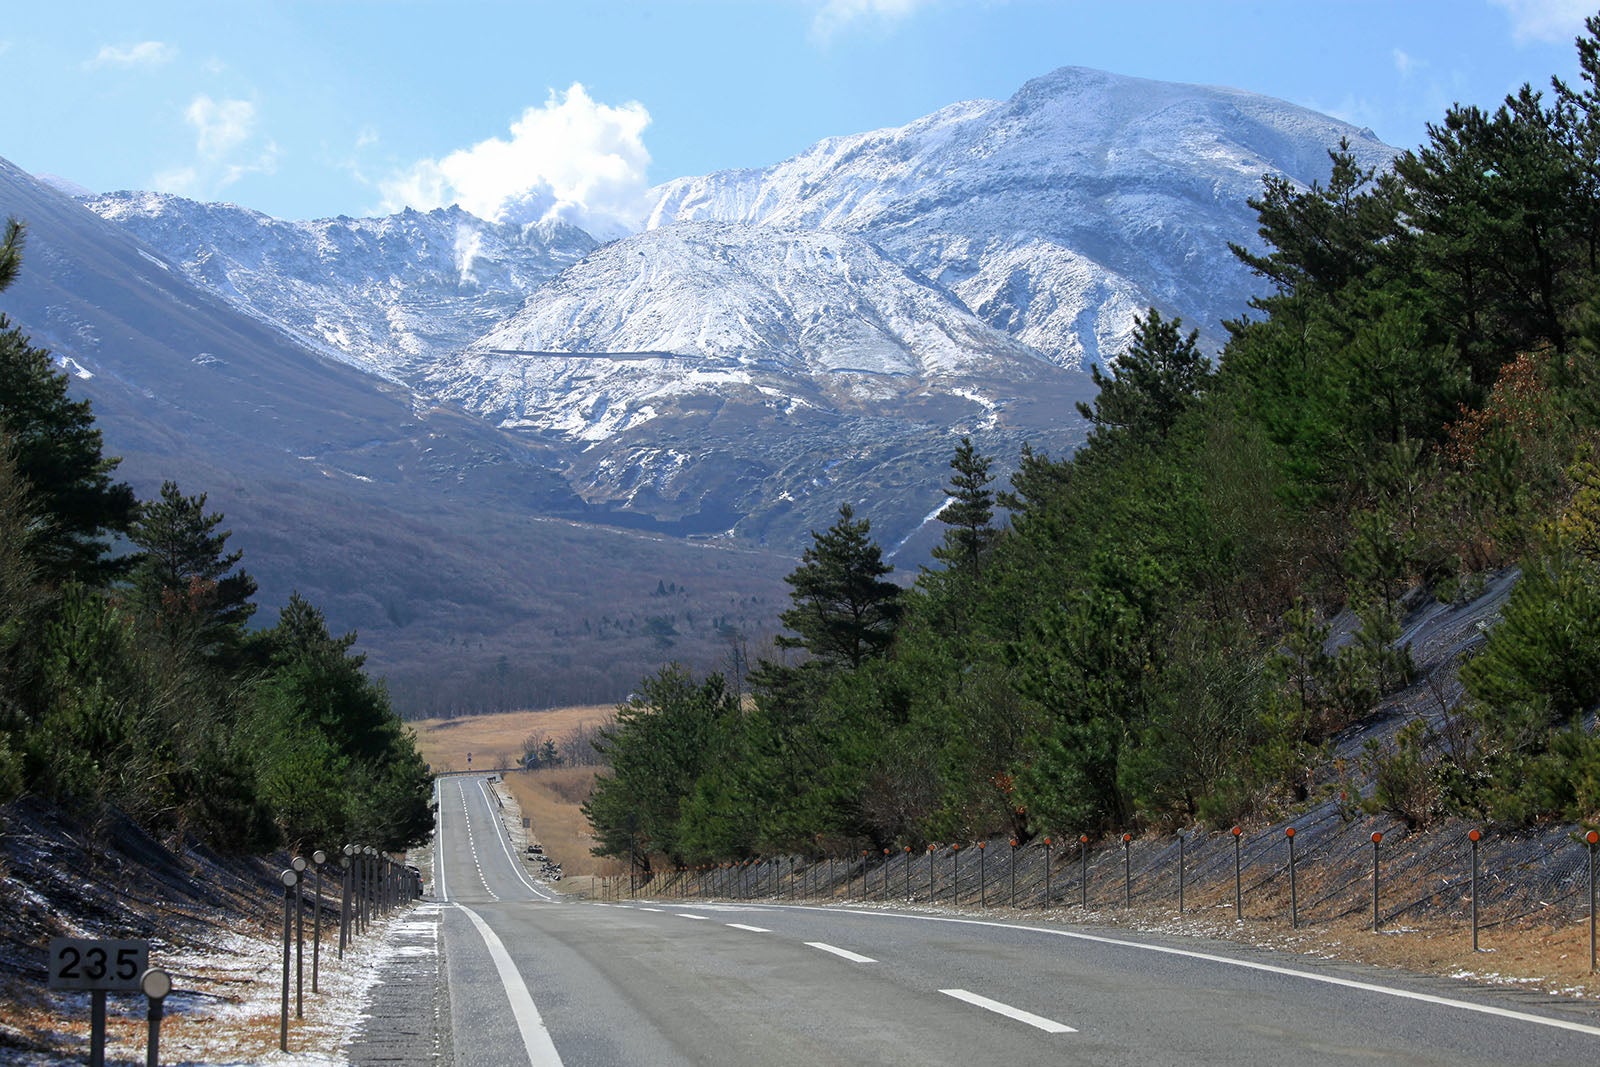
941, 988, 1076, 1034
806, 942, 877, 963
455, 903, 564, 1066
726, 923, 772, 933
795, 906, 1600, 1041
433, 779, 450, 902
473, 778, 559, 902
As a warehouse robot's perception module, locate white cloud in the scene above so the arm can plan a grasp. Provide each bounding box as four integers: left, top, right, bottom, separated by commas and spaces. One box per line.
155, 94, 278, 199
379, 83, 651, 239
1489, 0, 1593, 44
87, 41, 177, 69
811, 0, 932, 41
1392, 48, 1417, 77
187, 95, 256, 159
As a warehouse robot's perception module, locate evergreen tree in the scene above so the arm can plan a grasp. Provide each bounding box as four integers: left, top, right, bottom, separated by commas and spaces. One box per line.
1552, 14, 1600, 273
1076, 308, 1210, 445
1396, 86, 1585, 378
583, 666, 741, 870
0, 219, 22, 294
252, 593, 433, 848
1229, 140, 1399, 303
929, 436, 998, 577
776, 504, 903, 670
126, 481, 257, 657
0, 235, 136, 584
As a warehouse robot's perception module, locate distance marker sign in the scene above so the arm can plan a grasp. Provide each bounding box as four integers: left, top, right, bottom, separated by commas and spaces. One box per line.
47, 938, 148, 992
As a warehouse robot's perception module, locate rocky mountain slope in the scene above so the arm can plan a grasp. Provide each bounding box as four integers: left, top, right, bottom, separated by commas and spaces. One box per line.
0, 157, 792, 711
645, 66, 1399, 368
11, 66, 1407, 704
72, 67, 1397, 554
82, 191, 597, 381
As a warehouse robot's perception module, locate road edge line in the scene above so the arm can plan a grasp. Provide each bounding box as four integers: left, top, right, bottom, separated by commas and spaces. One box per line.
454, 902, 564, 1066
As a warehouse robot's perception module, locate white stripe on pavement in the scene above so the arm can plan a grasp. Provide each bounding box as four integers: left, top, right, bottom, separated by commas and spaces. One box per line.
677, 913, 712, 920
474, 779, 559, 902
726, 923, 772, 933
455, 903, 564, 1066
803, 906, 1600, 1041
806, 941, 876, 963
941, 988, 1076, 1033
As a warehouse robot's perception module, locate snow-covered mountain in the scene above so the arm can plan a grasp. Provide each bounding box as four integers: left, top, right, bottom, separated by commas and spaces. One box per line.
434, 222, 1054, 436
83, 191, 596, 381
65, 65, 1401, 556
645, 67, 1399, 367
0, 156, 793, 709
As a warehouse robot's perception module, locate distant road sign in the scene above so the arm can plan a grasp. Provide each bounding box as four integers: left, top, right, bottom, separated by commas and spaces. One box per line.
48, 938, 148, 992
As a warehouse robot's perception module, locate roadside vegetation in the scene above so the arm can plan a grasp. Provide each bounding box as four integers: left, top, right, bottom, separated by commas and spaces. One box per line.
0, 223, 432, 853
587, 19, 1600, 876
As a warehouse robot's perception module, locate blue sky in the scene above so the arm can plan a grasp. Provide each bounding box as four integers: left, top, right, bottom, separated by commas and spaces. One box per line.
2, 1, 1595, 229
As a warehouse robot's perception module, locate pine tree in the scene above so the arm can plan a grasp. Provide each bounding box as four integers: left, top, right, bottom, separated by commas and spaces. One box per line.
0, 219, 22, 294
0, 229, 136, 584
1229, 140, 1398, 302
930, 436, 998, 577
777, 504, 903, 670
126, 481, 257, 657
1076, 308, 1210, 445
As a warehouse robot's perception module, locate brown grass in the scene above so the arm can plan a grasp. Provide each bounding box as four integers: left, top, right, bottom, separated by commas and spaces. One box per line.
500, 767, 625, 880
408, 705, 614, 772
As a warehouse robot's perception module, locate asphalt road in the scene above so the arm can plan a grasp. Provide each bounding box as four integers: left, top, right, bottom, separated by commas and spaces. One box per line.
432, 774, 1600, 1066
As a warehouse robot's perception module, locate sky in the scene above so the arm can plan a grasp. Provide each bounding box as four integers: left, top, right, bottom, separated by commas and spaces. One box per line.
2, 1, 1596, 233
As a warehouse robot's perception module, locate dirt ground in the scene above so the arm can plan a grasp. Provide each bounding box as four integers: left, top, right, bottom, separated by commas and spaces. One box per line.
1073, 891, 1600, 1002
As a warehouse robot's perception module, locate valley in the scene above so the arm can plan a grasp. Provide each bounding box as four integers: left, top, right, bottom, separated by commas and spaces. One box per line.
0, 66, 1396, 709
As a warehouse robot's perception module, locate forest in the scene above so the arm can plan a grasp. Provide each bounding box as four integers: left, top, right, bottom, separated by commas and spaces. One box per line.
0, 227, 433, 852
585, 19, 1600, 875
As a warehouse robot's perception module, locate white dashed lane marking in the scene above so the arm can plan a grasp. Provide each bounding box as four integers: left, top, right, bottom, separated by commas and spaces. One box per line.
805, 942, 876, 963
941, 989, 1076, 1034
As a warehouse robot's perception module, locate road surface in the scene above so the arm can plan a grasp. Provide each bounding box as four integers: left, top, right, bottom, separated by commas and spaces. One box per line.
430, 774, 1600, 1065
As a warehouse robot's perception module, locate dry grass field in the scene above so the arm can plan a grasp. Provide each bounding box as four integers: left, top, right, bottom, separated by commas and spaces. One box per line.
500, 766, 626, 881
410, 706, 624, 881
408, 705, 614, 772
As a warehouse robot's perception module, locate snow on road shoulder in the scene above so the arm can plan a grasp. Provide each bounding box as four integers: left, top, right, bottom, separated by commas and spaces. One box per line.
3, 902, 440, 1066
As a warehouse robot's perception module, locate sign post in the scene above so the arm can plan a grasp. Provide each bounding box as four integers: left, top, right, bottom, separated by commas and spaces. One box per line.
47, 938, 149, 1067
1586, 829, 1598, 974
141, 967, 171, 1067
1286, 827, 1298, 929
279, 868, 297, 1052
311, 850, 327, 993
1231, 825, 1243, 920
1371, 831, 1383, 932
291, 855, 308, 1018
1468, 828, 1482, 952
1177, 832, 1186, 914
